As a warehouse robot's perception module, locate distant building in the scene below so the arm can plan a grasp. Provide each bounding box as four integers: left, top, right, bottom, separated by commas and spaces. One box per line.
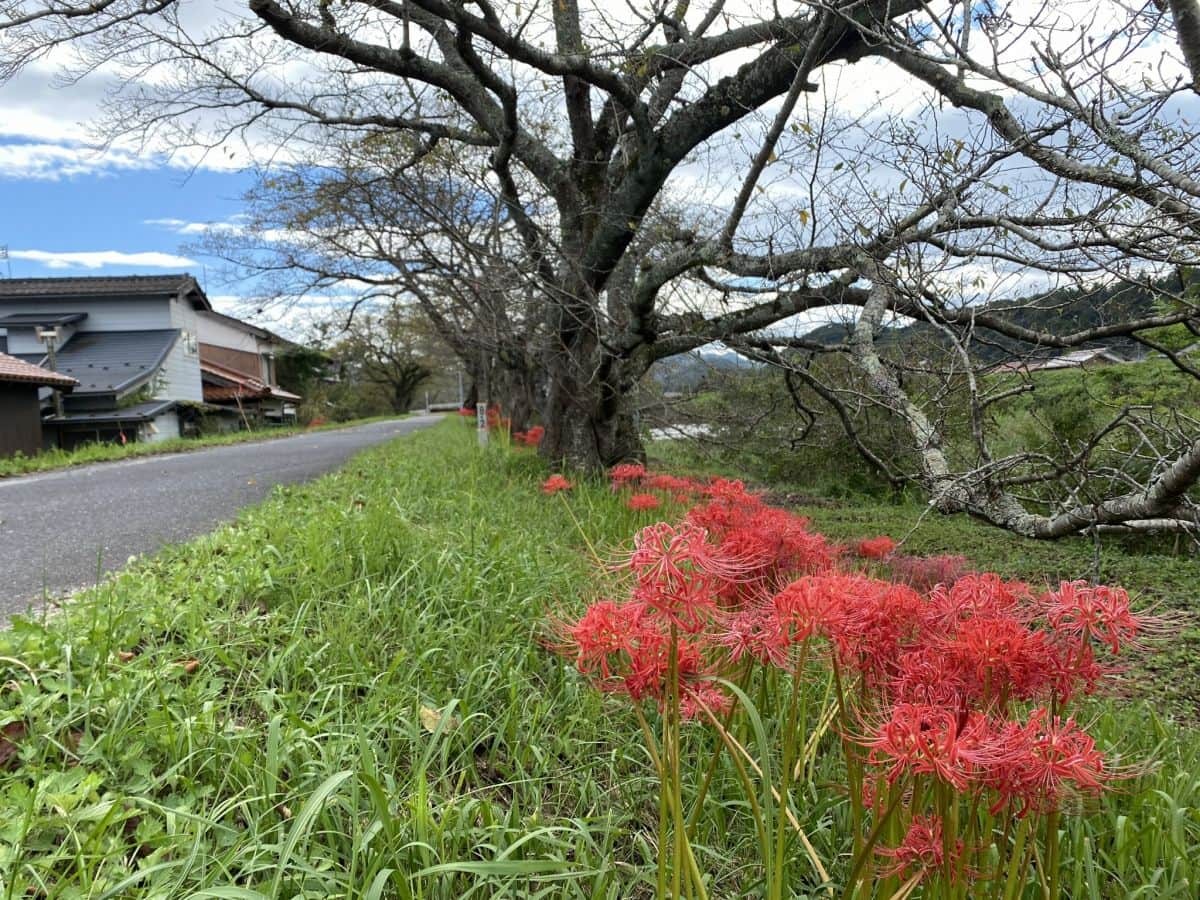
197, 310, 301, 425
0, 351, 77, 457
989, 347, 1126, 374
0, 274, 304, 449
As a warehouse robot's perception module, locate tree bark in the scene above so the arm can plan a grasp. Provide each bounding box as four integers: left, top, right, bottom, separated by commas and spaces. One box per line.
1169, 0, 1200, 93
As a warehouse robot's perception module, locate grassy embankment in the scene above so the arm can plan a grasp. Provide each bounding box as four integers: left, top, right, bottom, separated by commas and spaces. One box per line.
0, 420, 1197, 896
658, 354, 1200, 715
0, 414, 409, 479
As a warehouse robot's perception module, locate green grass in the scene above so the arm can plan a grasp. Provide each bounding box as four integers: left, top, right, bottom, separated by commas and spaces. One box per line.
0, 421, 1196, 897
0, 414, 408, 479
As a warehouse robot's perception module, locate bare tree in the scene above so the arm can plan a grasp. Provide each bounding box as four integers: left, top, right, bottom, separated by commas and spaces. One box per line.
4, 0, 1200, 537
330, 303, 436, 414
1, 0, 930, 468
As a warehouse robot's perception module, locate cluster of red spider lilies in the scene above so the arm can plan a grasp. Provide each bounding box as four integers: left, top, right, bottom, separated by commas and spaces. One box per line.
545, 463, 1155, 899
458, 405, 545, 447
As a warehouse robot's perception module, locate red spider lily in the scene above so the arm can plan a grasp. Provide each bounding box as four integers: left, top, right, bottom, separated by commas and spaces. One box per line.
866, 703, 992, 790
886, 554, 969, 592
768, 574, 862, 649
542, 474, 573, 494
559, 604, 720, 716
563, 599, 647, 678
876, 815, 960, 880
689, 501, 833, 604
610, 462, 647, 488
925, 573, 1033, 629
1045, 637, 1110, 705
835, 581, 926, 684
457, 407, 474, 417
644, 473, 702, 497
939, 615, 1059, 705
619, 630, 706, 702
975, 709, 1110, 815
626, 492, 662, 511
703, 477, 755, 503
1041, 580, 1144, 654
713, 605, 789, 667
891, 646, 969, 706
630, 522, 745, 583
513, 425, 545, 447
856, 536, 897, 559
628, 522, 749, 631
537, 459, 1151, 893
680, 680, 733, 720
736, 507, 833, 578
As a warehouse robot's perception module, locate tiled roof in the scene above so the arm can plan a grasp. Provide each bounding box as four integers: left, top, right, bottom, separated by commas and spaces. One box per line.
44, 399, 176, 426
0, 351, 78, 389
0, 274, 192, 298
41, 330, 180, 395
0, 275, 211, 310
201, 359, 301, 403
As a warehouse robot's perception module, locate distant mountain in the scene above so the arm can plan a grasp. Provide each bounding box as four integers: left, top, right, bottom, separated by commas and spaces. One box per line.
797, 273, 1190, 364
650, 348, 759, 393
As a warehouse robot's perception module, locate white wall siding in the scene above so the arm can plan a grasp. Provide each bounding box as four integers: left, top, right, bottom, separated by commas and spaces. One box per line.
156, 336, 204, 402
0, 298, 173, 331
170, 295, 203, 349
197, 313, 258, 352
2, 329, 47, 355
143, 410, 180, 443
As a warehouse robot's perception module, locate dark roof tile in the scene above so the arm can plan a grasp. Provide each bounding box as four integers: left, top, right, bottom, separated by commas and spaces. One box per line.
0, 312, 88, 326
0, 275, 210, 310
44, 400, 177, 425
39, 330, 181, 395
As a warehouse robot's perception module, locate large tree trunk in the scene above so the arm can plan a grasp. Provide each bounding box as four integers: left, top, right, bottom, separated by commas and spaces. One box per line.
488, 361, 538, 432
540, 349, 644, 471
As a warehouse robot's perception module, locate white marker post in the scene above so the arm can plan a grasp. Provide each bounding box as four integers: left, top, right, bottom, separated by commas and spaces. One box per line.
476, 402, 489, 447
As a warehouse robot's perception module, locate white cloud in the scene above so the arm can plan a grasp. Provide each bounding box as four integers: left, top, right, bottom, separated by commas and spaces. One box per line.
0, 140, 155, 180
8, 249, 198, 270
144, 217, 247, 236
204, 292, 370, 341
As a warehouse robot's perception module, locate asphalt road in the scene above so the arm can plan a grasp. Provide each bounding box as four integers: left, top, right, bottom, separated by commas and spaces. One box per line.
0, 415, 441, 618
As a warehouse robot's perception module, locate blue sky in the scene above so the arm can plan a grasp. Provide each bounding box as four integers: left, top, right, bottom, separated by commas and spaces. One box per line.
0, 49, 289, 322
0, 139, 255, 308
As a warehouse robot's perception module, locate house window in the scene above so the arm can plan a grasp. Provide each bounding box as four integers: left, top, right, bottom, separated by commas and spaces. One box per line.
181, 330, 198, 355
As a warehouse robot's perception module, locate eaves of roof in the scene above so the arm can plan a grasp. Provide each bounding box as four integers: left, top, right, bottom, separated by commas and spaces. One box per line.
201, 359, 301, 402
0, 312, 88, 327
0, 274, 211, 310
0, 351, 79, 389
43, 399, 177, 425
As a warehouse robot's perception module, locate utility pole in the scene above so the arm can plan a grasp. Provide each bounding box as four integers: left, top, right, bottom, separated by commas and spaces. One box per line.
37, 327, 65, 417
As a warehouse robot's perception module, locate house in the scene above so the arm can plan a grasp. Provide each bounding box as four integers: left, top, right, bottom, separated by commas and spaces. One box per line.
196, 310, 301, 424
989, 347, 1126, 375
0, 274, 301, 449
0, 351, 78, 457
0, 274, 307, 448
